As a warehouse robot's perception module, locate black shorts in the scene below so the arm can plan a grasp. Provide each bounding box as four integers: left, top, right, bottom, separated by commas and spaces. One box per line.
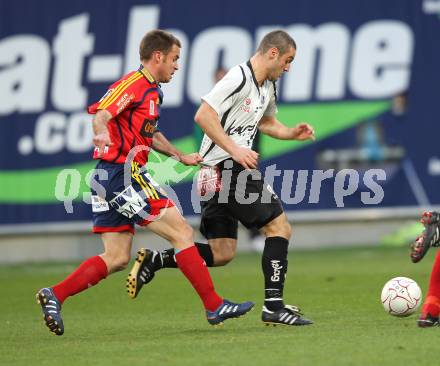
199, 159, 284, 240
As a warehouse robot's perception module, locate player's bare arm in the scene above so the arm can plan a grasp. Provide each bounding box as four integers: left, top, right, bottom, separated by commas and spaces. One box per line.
258, 115, 315, 141
152, 131, 202, 166
92, 109, 113, 158
195, 102, 259, 169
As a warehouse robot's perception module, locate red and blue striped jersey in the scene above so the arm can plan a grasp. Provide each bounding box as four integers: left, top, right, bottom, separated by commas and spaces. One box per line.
88, 66, 163, 166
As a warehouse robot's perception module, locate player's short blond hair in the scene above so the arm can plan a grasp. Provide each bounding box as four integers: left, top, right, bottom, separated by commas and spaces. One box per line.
257, 30, 296, 55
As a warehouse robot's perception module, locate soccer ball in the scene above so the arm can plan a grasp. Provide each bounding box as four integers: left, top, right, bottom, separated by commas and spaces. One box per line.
381, 277, 422, 317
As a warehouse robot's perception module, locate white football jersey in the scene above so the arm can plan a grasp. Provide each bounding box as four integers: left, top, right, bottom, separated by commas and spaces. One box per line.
199, 60, 278, 166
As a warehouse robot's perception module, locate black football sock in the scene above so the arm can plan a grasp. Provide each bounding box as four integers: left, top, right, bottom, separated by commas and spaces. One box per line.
262, 236, 289, 312
158, 242, 214, 269
194, 242, 214, 266
157, 249, 176, 269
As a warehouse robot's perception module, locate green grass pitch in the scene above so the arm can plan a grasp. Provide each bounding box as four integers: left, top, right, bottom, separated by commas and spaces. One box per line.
0, 246, 438, 366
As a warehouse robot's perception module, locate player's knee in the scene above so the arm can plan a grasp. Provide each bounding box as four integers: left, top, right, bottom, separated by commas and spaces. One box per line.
264, 218, 292, 239
282, 221, 292, 239
116, 254, 131, 270
181, 223, 194, 242
211, 240, 236, 266
103, 253, 131, 272
215, 250, 235, 266
170, 222, 194, 246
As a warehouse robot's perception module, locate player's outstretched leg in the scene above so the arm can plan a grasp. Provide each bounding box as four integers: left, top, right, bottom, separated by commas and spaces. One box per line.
262, 304, 313, 326
36, 288, 64, 336
126, 243, 216, 299
410, 211, 440, 263
174, 245, 254, 326
260, 214, 313, 326
35, 237, 125, 335
206, 299, 255, 325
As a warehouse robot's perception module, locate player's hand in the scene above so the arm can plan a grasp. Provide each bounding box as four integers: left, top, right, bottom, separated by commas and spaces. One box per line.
231, 146, 259, 170
179, 153, 203, 166
291, 123, 315, 141
93, 132, 113, 158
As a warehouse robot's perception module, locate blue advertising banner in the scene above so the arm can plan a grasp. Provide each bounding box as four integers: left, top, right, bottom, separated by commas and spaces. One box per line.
1, 0, 439, 225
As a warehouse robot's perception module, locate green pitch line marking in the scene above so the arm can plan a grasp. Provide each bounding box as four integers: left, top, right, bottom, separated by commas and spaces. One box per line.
0, 100, 390, 204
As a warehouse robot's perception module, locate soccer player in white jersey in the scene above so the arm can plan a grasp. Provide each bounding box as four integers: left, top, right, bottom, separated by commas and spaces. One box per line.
128, 30, 315, 326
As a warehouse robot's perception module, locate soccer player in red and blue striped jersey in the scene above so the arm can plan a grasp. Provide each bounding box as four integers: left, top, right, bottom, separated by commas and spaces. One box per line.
36, 30, 254, 335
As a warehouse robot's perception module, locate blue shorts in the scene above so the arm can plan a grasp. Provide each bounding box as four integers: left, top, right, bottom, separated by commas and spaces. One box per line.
90, 160, 174, 234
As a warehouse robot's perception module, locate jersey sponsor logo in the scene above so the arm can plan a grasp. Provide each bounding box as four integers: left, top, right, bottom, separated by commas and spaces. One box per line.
140, 119, 158, 138
109, 185, 147, 218
91, 195, 109, 212
116, 92, 135, 114
226, 124, 255, 137
240, 98, 252, 113
98, 73, 142, 110
149, 99, 156, 116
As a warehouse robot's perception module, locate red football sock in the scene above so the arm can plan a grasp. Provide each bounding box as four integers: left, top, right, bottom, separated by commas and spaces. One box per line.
52, 256, 108, 304
423, 251, 440, 317
175, 246, 223, 312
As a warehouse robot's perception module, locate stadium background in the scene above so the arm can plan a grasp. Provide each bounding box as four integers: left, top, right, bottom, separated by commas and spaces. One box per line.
1, 0, 439, 262
2, 2, 440, 366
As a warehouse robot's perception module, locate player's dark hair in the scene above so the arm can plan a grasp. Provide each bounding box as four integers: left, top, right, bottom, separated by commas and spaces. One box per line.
139, 29, 181, 61
257, 30, 296, 55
